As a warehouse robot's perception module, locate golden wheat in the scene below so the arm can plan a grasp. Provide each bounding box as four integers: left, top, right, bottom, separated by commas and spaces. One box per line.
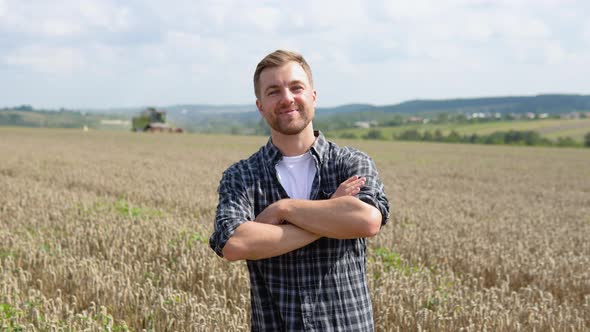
0, 127, 588, 331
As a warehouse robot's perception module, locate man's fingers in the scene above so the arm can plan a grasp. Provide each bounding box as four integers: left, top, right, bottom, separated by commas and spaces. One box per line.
344, 181, 364, 194
342, 175, 358, 185
345, 187, 358, 194
348, 177, 366, 188
332, 176, 366, 199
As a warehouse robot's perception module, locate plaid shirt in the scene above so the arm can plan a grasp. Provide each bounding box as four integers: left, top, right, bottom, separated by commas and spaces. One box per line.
210, 131, 390, 331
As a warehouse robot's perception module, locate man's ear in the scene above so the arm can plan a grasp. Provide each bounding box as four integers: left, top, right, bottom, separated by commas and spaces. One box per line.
312, 89, 317, 107
256, 99, 263, 114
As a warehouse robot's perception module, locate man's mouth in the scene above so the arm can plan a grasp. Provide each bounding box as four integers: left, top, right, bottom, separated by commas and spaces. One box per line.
279, 109, 298, 115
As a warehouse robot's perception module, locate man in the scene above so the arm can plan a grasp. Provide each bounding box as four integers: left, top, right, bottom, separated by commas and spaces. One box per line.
209, 50, 390, 331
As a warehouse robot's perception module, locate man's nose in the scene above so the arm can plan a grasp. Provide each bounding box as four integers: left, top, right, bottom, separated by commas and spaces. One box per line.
279, 89, 294, 105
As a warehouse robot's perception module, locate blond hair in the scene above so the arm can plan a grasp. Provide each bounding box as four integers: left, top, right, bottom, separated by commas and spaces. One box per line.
253, 50, 313, 99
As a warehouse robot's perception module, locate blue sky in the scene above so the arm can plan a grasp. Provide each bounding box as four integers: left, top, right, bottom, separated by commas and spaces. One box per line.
1, 0, 589, 109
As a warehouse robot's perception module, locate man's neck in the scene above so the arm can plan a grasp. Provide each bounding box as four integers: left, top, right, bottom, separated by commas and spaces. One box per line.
271, 124, 316, 157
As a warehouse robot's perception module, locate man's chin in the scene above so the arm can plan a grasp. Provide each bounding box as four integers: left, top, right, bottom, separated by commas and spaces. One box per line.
275, 127, 306, 136
274, 123, 311, 136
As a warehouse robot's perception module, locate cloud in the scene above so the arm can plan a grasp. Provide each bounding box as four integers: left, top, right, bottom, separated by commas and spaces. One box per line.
379, 0, 443, 20
78, 1, 131, 31
584, 21, 590, 43
0, 0, 6, 17
0, 0, 589, 108
3, 45, 86, 74
244, 6, 281, 33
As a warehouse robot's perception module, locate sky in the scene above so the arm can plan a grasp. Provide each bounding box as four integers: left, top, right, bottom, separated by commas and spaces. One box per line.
1, 0, 589, 109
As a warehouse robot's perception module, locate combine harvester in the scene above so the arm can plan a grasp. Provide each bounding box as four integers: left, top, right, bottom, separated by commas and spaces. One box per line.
131, 107, 183, 133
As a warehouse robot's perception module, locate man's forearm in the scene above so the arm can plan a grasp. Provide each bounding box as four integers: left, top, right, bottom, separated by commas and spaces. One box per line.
279, 196, 382, 239
222, 221, 320, 261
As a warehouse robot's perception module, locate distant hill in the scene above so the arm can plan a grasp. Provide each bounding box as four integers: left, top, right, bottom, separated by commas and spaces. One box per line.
316, 103, 376, 116
76, 94, 589, 118
2, 94, 589, 133
0, 107, 126, 129
87, 103, 376, 118
374, 94, 590, 114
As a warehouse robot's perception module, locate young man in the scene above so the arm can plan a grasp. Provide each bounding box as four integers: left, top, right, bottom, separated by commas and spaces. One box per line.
209, 50, 390, 331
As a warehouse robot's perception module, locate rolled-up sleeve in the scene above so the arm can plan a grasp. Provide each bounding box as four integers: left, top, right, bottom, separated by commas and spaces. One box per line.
209, 167, 254, 257
344, 149, 390, 226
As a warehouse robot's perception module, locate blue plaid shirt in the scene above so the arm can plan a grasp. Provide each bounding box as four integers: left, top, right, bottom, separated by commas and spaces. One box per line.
210, 131, 390, 331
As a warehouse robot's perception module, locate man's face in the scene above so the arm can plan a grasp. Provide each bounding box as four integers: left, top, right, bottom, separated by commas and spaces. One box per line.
256, 61, 317, 136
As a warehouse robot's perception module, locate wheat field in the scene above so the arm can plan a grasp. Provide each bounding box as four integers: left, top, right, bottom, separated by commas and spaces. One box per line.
1, 127, 589, 331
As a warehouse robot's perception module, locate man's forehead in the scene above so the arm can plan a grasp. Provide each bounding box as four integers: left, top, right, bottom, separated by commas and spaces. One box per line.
259, 61, 310, 85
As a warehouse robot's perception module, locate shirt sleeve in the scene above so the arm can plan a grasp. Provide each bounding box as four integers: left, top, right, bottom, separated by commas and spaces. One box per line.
209, 166, 254, 257
343, 149, 390, 226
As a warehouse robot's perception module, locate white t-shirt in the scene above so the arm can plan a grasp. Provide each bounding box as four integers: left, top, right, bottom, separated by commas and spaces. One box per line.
275, 152, 317, 200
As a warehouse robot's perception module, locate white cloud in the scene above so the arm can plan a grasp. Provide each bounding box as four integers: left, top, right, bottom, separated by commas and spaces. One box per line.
495, 13, 551, 39
381, 0, 442, 20
40, 19, 83, 37
245, 6, 281, 33
78, 1, 131, 31
3, 45, 86, 74
0, 0, 131, 37
309, 0, 368, 27
542, 42, 568, 65
584, 21, 590, 43
166, 30, 202, 51
1, 0, 589, 108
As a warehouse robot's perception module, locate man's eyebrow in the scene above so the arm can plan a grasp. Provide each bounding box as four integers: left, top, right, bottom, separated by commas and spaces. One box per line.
263, 84, 280, 93
289, 80, 306, 86
264, 80, 306, 90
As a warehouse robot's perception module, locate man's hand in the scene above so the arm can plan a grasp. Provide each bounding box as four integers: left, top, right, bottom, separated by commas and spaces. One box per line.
331, 175, 366, 199
255, 200, 286, 225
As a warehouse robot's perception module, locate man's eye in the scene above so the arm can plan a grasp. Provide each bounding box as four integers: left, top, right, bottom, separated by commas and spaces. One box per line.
267, 90, 278, 96
292, 86, 304, 92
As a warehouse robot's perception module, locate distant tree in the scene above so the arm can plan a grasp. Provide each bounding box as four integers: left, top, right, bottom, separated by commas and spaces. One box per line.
585, 132, 590, 147
505, 130, 523, 144
485, 132, 506, 145
0, 113, 25, 126
14, 105, 34, 111
523, 131, 542, 146
386, 115, 405, 126
445, 130, 462, 143
556, 137, 577, 147
422, 130, 434, 141
455, 114, 468, 123
363, 129, 385, 140
397, 129, 422, 141
435, 113, 449, 123
230, 126, 242, 135
434, 129, 444, 142
255, 118, 271, 135
340, 132, 358, 139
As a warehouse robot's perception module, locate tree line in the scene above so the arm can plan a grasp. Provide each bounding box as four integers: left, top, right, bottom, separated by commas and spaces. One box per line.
338, 129, 590, 148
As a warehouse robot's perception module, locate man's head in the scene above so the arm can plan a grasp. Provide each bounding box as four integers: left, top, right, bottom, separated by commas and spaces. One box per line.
254, 50, 317, 137
254, 50, 313, 100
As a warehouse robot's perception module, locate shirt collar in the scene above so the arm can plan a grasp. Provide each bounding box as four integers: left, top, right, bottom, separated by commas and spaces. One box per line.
309, 130, 328, 164
262, 130, 328, 165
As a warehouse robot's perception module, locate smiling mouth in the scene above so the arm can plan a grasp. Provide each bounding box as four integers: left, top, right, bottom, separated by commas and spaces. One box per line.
279, 109, 298, 115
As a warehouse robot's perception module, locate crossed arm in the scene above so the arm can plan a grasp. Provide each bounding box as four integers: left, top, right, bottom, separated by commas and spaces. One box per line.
222, 176, 383, 261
